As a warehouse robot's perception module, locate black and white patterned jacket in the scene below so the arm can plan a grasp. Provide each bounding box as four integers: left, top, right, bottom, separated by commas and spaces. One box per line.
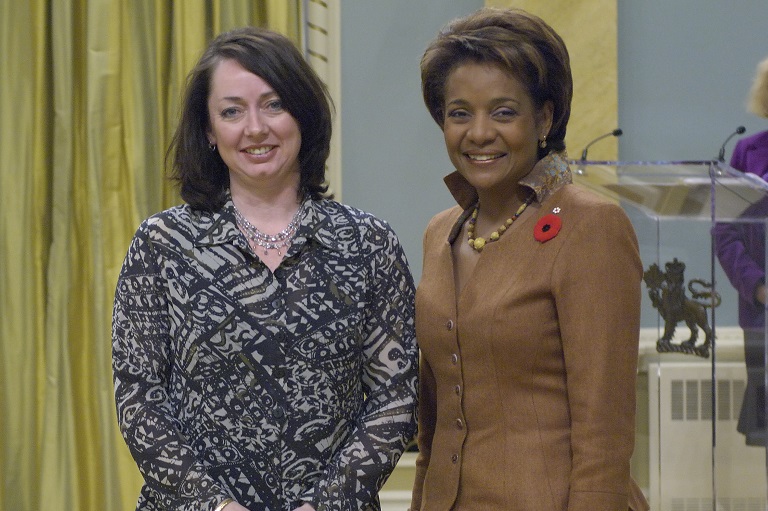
112, 195, 418, 511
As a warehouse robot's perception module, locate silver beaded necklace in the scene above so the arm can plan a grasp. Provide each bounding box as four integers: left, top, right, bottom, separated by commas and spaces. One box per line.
233, 204, 303, 256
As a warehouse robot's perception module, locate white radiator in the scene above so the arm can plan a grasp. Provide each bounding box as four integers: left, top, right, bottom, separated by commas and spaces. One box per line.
649, 361, 767, 510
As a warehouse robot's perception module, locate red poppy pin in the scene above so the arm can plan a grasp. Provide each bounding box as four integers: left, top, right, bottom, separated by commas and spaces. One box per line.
534, 211, 562, 243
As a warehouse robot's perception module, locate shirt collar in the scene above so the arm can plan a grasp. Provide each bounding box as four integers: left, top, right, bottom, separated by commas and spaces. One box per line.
444, 151, 573, 210
292, 199, 339, 252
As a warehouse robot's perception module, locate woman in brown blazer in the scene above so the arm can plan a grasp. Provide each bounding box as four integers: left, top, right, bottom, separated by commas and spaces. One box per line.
409, 7, 649, 511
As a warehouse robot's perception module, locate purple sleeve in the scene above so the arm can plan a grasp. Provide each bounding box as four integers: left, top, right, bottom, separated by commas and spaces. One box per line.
713, 139, 765, 305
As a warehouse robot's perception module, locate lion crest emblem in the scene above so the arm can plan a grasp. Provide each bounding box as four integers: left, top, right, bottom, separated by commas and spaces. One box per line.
643, 258, 721, 358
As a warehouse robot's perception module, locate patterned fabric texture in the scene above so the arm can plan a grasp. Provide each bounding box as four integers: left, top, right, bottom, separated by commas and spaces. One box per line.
520, 151, 573, 203
112, 196, 418, 511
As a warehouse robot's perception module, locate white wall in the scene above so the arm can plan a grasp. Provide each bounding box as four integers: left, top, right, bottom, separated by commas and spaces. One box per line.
340, 0, 483, 282
618, 1, 768, 162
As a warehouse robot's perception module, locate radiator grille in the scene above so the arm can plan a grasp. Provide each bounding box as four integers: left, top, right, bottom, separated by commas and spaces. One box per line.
670, 378, 738, 421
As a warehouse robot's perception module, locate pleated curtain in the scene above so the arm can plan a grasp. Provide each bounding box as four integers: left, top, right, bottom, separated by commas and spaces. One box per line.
0, 1, 298, 509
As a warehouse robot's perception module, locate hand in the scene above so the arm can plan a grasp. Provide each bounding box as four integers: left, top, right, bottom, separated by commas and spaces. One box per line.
756, 284, 767, 305
292, 504, 316, 511
222, 502, 250, 511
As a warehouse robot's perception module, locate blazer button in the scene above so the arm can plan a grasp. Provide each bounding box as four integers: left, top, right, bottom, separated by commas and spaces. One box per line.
451, 354, 458, 365
454, 384, 461, 395
446, 319, 454, 330
451, 453, 459, 463
455, 418, 463, 429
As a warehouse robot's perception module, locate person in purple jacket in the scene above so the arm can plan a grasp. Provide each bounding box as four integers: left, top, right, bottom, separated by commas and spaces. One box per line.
714, 55, 768, 446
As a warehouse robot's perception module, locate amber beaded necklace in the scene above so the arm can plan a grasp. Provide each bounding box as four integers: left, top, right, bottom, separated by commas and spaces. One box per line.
467, 193, 535, 252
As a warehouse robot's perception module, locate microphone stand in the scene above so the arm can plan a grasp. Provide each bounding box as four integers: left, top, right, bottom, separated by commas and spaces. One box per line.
575, 129, 623, 176
717, 126, 745, 163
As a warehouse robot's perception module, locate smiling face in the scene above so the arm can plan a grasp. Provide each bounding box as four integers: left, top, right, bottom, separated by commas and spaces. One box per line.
207, 58, 302, 195
442, 61, 552, 195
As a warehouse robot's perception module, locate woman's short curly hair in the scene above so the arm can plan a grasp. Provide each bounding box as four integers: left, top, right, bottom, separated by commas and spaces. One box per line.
167, 26, 333, 211
420, 7, 572, 159
748, 55, 768, 119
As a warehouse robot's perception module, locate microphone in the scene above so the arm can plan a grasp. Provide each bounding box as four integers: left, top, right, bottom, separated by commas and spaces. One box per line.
717, 126, 745, 162
580, 129, 623, 161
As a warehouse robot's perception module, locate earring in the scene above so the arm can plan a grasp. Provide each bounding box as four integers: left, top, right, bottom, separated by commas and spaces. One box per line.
539, 136, 547, 149
208, 143, 217, 152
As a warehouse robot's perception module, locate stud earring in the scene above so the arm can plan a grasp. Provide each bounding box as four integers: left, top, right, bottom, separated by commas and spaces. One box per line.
208, 143, 217, 152
539, 136, 547, 149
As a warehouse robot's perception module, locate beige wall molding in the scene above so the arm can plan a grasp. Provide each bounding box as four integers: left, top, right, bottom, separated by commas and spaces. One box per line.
302, 0, 343, 199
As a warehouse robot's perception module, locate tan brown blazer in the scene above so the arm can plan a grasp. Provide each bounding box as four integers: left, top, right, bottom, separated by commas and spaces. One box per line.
410, 179, 649, 511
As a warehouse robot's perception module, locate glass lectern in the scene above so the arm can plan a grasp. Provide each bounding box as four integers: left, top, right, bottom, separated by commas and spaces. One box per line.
572, 160, 768, 511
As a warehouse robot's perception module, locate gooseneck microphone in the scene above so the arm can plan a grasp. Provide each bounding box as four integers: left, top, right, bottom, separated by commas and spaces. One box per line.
580, 129, 623, 161
717, 126, 746, 162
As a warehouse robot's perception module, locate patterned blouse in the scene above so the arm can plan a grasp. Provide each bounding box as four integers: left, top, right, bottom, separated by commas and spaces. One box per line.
112, 195, 418, 511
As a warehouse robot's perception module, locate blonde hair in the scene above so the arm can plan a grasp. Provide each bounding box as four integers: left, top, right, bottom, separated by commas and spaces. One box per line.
747, 56, 768, 118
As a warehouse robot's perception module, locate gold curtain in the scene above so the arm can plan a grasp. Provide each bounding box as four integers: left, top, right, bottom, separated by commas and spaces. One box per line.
0, 1, 298, 509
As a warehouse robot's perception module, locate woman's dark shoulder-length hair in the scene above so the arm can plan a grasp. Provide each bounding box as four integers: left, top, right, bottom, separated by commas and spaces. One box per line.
167, 26, 333, 211
420, 7, 572, 159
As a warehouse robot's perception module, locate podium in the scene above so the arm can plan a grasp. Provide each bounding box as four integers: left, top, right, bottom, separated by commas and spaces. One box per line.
572, 160, 768, 511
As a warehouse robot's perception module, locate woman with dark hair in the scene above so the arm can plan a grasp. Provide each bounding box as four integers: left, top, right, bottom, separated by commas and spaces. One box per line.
410, 8, 648, 511
112, 27, 417, 511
